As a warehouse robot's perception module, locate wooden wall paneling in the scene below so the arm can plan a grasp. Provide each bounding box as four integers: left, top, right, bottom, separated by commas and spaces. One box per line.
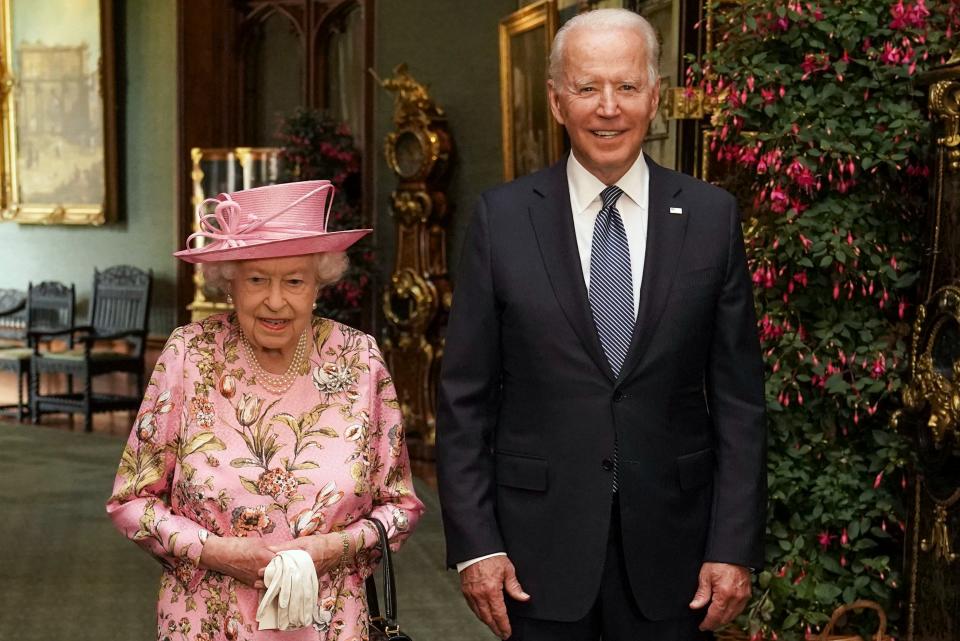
175, 1, 244, 326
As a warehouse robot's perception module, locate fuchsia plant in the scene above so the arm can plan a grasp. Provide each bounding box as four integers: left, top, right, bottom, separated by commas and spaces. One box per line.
688, 1, 959, 638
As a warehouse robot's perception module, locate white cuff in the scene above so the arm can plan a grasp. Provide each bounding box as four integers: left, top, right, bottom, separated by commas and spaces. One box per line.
456, 552, 507, 573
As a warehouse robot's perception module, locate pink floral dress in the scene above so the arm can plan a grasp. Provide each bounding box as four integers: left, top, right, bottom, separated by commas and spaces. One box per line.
107, 313, 424, 641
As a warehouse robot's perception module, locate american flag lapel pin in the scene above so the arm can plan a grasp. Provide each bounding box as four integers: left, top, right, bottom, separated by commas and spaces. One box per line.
669, 206, 683, 215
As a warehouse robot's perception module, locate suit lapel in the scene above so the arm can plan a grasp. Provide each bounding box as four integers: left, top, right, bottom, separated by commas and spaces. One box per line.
618, 155, 689, 383
528, 159, 615, 381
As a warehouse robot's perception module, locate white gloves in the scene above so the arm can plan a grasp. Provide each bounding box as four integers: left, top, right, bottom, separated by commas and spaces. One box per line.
256, 549, 319, 630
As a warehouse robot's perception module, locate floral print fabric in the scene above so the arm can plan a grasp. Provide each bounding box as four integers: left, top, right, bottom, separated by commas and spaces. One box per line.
107, 313, 424, 641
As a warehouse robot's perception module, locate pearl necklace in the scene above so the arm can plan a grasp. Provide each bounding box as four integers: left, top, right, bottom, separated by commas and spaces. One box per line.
239, 328, 309, 395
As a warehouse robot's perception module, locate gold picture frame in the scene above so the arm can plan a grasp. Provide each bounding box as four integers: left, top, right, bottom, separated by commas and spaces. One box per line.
0, 0, 118, 225
499, 0, 563, 181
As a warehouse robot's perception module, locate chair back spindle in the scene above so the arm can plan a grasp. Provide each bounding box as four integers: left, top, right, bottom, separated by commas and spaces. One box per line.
89, 266, 152, 356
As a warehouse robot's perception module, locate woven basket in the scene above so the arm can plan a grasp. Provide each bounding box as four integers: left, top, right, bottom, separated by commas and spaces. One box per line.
809, 600, 890, 641
714, 600, 890, 641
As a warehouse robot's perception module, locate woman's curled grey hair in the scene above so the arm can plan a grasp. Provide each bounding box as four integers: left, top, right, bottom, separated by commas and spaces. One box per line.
201, 252, 349, 294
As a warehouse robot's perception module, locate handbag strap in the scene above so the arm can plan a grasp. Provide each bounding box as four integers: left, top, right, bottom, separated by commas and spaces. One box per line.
364, 517, 399, 623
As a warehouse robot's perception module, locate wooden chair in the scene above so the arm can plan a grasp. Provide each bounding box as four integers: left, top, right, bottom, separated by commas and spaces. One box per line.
0, 282, 75, 421
0, 288, 27, 345
31, 266, 152, 432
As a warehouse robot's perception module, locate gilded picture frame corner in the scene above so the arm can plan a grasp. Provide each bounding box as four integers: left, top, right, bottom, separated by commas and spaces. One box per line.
0, 0, 118, 226
499, 0, 563, 182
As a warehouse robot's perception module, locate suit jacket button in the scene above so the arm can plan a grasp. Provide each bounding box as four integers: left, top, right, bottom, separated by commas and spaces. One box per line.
613, 390, 624, 402
602, 458, 613, 471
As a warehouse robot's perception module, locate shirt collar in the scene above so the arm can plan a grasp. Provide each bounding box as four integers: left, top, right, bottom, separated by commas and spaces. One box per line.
566, 151, 649, 214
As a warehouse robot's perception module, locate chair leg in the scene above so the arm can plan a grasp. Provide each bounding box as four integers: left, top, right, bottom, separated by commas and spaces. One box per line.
17, 363, 26, 422
83, 372, 93, 433
30, 362, 39, 424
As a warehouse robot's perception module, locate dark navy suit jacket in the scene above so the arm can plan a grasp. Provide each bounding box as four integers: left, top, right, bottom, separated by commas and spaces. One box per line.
437, 154, 766, 622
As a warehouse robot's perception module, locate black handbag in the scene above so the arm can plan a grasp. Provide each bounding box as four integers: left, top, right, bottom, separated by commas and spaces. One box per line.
365, 517, 412, 641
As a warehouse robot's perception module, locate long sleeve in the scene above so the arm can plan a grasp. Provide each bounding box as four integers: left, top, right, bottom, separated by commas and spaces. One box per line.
703, 197, 768, 569
435, 196, 506, 568
105, 328, 210, 588
342, 335, 424, 580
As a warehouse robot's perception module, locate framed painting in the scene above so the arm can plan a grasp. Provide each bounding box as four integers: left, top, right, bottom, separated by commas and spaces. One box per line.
0, 0, 118, 225
499, 0, 563, 181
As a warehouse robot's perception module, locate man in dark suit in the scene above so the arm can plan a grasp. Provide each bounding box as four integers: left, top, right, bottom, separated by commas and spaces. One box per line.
437, 8, 766, 640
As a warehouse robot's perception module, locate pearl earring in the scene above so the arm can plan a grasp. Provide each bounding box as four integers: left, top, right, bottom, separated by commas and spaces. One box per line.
226, 293, 233, 305
312, 301, 318, 310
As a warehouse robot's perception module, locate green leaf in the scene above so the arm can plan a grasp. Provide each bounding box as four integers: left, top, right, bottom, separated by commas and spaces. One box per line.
821, 555, 843, 574
814, 583, 842, 603
849, 519, 860, 539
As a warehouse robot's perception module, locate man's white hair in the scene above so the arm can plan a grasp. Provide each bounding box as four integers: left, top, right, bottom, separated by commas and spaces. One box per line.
549, 8, 660, 87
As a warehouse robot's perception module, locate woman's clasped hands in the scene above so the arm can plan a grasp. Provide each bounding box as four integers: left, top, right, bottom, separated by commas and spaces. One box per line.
198, 531, 351, 589
199, 533, 350, 631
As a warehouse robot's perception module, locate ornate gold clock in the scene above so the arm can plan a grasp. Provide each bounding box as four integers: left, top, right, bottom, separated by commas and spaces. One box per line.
892, 50, 960, 641
378, 64, 452, 458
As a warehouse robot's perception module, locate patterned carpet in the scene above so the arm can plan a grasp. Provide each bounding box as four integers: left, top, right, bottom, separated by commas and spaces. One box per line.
0, 423, 489, 641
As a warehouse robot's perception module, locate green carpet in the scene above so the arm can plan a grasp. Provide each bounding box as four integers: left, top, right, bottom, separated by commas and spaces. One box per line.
0, 423, 490, 640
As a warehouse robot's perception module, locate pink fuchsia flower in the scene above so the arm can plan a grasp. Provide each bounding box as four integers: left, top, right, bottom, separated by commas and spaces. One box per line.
890, 0, 930, 30
874, 471, 884, 489
817, 531, 836, 550
870, 355, 886, 379
738, 144, 760, 165
768, 188, 789, 213
786, 159, 817, 191
800, 52, 830, 80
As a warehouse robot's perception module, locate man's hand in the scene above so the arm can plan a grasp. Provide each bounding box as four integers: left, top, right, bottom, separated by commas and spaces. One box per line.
460, 556, 530, 639
689, 562, 752, 631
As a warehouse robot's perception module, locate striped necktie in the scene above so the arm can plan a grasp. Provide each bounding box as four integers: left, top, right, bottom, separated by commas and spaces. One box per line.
588, 185, 633, 376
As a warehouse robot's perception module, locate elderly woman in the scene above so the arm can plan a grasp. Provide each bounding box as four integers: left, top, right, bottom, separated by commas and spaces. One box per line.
107, 180, 423, 641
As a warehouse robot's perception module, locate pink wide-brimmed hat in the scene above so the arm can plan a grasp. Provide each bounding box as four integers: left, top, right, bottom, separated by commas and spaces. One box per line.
174, 180, 371, 264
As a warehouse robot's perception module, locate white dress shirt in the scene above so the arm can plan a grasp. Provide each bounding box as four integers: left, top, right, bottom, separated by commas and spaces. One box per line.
456, 152, 651, 574
568, 150, 649, 317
